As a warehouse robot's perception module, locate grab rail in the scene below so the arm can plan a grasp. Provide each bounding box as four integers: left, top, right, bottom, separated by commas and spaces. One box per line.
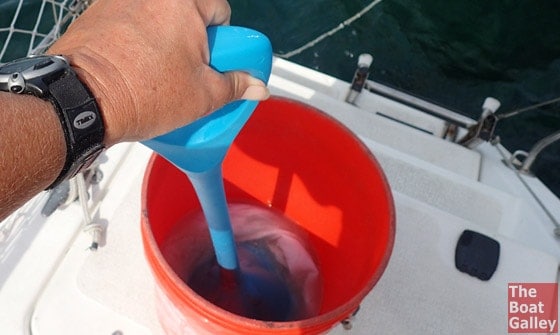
511, 130, 560, 175
364, 79, 477, 129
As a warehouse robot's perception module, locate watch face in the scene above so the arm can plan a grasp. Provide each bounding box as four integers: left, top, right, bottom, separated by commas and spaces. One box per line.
0, 56, 67, 95
0, 56, 54, 74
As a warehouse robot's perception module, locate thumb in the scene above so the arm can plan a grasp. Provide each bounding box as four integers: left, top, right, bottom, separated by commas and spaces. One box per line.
210, 69, 270, 106
238, 74, 271, 101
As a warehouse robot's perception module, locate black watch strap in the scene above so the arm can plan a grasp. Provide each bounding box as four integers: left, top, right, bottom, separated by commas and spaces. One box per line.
47, 65, 105, 189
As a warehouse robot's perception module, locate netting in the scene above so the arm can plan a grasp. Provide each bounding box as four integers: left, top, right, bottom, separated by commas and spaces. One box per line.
0, 0, 92, 64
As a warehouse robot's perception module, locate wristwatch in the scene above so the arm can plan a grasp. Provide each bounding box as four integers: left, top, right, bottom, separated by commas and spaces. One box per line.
0, 55, 105, 189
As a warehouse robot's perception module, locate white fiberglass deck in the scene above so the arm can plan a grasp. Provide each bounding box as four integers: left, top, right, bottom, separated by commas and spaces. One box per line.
0, 58, 558, 334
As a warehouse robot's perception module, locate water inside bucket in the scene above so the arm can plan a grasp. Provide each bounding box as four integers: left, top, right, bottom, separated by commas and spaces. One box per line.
161, 203, 323, 321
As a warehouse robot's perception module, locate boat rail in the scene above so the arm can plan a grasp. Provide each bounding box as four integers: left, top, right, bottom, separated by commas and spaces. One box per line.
347, 54, 559, 176
370, 78, 560, 176
364, 79, 477, 129
511, 130, 560, 175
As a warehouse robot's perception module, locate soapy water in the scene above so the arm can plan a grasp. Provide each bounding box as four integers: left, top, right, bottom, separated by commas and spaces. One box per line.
161, 203, 323, 321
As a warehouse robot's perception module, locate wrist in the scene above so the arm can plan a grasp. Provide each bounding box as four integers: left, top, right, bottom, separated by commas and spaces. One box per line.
0, 54, 107, 189
47, 48, 135, 147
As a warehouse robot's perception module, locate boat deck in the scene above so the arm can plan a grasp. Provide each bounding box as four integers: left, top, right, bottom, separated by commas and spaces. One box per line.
1, 58, 558, 334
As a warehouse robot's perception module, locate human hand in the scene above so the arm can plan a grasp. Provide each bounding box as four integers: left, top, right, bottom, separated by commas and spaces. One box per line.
48, 0, 269, 146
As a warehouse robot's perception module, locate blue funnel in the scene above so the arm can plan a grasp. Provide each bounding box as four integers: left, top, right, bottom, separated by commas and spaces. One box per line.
142, 26, 272, 270
143, 26, 273, 172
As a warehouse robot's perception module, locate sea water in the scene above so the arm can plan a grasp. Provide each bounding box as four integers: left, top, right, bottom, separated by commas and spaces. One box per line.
161, 203, 323, 321
229, 0, 560, 197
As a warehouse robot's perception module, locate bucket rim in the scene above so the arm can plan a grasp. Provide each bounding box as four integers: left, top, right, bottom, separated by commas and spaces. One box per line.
140, 96, 396, 332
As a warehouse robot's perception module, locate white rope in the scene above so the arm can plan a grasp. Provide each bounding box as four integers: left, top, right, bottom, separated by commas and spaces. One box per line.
76, 174, 92, 225
76, 173, 103, 250
276, 0, 385, 59
497, 95, 560, 120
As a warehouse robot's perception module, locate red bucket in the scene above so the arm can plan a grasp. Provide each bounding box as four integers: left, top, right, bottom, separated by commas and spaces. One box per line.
141, 96, 395, 334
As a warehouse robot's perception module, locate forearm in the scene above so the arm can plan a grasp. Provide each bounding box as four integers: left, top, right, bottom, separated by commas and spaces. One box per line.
0, 93, 65, 221
0, 0, 268, 221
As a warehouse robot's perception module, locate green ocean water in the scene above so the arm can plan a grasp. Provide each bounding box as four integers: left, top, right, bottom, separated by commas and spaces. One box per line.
230, 0, 560, 197
1, 0, 558, 197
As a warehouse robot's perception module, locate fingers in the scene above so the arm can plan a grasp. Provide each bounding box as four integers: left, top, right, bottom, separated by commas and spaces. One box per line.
196, 0, 232, 26
240, 77, 271, 100
194, 0, 268, 107
203, 67, 270, 112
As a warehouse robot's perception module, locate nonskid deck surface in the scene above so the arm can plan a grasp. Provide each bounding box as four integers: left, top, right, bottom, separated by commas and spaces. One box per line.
26, 144, 559, 334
